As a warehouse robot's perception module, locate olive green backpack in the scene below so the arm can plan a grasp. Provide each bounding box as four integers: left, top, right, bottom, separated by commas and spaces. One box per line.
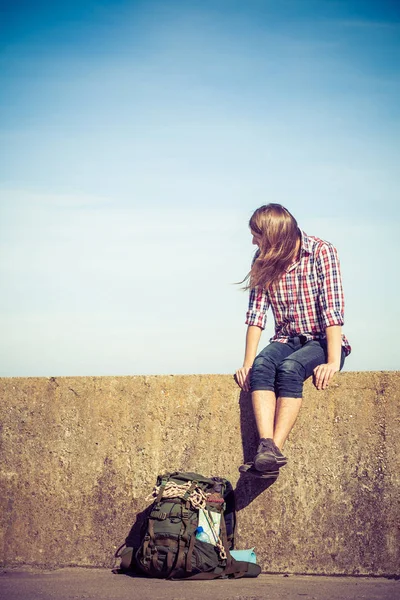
119, 471, 260, 580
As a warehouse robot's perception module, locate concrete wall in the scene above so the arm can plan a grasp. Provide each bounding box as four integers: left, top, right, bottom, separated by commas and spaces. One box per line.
0, 372, 399, 576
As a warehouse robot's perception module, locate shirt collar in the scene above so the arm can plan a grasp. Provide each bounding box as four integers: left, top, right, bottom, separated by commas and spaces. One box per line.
285, 230, 311, 272
300, 230, 313, 255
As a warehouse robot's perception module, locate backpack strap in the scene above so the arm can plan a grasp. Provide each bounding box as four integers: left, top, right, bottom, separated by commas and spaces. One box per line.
218, 513, 233, 570
141, 513, 177, 578
146, 534, 180, 578
167, 537, 186, 579
167, 500, 194, 579
155, 476, 169, 503
182, 480, 198, 501
185, 527, 196, 573
179, 559, 254, 581
178, 567, 226, 581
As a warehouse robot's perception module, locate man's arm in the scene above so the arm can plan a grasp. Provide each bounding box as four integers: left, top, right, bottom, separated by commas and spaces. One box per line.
314, 243, 346, 390
236, 283, 270, 392
313, 325, 342, 390
235, 325, 263, 392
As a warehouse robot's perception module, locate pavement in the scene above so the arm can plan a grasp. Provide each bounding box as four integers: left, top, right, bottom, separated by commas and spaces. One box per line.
0, 568, 399, 600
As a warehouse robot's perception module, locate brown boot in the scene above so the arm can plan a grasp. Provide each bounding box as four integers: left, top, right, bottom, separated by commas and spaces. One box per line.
254, 438, 288, 472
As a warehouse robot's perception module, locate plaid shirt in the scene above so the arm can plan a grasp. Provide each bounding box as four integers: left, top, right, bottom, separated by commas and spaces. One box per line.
246, 231, 351, 355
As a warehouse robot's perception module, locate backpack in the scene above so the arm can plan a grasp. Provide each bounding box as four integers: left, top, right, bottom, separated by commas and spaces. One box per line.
119, 471, 260, 580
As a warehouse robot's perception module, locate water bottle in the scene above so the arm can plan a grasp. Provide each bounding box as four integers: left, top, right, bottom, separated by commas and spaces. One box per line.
195, 526, 211, 543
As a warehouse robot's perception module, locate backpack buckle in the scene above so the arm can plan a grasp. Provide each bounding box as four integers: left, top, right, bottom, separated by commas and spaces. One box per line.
152, 510, 167, 520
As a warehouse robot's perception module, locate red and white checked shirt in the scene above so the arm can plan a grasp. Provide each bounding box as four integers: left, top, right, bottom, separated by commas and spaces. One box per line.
245, 231, 351, 355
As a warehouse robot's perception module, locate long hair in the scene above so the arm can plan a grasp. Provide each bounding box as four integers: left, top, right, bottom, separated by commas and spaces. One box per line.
243, 204, 300, 290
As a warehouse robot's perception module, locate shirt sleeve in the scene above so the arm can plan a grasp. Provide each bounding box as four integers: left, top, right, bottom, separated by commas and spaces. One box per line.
245, 286, 270, 329
316, 243, 345, 327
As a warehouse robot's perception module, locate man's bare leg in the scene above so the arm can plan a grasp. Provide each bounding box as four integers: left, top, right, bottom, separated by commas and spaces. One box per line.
273, 397, 303, 450
251, 392, 302, 472
238, 390, 277, 477
252, 391, 302, 447
252, 390, 276, 439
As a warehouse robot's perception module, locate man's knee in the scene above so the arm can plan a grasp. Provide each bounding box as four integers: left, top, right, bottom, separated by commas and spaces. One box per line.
250, 355, 276, 391
275, 359, 305, 398
277, 358, 305, 378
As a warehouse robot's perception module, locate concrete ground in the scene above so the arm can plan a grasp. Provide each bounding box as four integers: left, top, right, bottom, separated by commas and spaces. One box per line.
0, 568, 399, 600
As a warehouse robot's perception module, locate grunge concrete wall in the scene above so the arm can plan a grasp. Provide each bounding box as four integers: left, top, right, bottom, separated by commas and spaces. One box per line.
0, 372, 399, 576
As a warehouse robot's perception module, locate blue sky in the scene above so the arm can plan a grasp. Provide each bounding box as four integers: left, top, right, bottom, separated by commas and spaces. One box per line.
1, 0, 399, 376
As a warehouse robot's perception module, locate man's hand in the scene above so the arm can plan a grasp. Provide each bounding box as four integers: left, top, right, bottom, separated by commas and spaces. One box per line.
235, 367, 252, 392
313, 362, 340, 390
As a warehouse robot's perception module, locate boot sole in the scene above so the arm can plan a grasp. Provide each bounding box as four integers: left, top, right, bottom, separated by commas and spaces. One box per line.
238, 462, 279, 480
254, 452, 287, 472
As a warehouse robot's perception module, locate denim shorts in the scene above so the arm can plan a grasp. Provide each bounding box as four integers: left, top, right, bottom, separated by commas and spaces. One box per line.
250, 336, 346, 398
